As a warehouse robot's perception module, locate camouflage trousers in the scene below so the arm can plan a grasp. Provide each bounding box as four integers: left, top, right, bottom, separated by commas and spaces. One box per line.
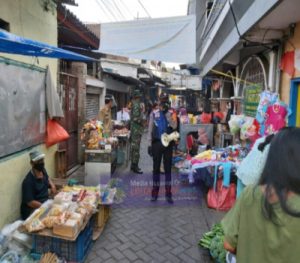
130, 132, 142, 167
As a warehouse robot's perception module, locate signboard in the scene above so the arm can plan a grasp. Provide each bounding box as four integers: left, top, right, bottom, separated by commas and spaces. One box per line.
243, 85, 261, 117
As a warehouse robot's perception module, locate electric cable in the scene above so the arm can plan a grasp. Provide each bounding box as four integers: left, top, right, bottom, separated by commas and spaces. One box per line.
106, 0, 123, 20
227, 0, 273, 50
118, 0, 135, 19
137, 0, 151, 18
94, 0, 114, 22
98, 0, 119, 21
111, 0, 127, 20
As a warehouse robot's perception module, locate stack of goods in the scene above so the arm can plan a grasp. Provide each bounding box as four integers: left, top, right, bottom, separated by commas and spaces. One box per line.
80, 120, 118, 150
23, 187, 99, 239
198, 223, 226, 263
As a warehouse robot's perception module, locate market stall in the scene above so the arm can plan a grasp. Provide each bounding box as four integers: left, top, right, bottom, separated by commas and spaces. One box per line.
196, 90, 291, 263
80, 120, 129, 186
19, 184, 116, 262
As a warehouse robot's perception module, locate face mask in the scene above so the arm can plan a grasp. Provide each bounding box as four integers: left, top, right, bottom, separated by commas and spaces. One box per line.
34, 162, 44, 172
161, 102, 170, 113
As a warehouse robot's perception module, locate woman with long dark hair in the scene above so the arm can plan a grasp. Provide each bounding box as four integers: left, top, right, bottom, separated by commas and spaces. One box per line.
222, 127, 300, 263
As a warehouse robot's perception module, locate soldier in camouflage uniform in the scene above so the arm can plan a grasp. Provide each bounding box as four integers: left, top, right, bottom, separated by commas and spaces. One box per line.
130, 90, 144, 174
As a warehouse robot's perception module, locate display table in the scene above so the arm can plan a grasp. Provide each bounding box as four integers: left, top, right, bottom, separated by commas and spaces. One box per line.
84, 149, 116, 186
31, 215, 93, 262
179, 124, 214, 152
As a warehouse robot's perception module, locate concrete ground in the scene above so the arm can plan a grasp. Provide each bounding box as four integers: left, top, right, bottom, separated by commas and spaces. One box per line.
71, 134, 224, 262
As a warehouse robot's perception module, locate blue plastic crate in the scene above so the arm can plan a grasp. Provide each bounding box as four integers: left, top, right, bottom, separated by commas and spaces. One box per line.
32, 219, 93, 263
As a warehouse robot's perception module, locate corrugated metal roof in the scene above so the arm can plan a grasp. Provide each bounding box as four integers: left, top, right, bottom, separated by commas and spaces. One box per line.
57, 4, 100, 49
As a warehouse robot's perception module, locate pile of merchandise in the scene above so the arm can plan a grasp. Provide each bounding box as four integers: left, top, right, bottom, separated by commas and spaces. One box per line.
23, 187, 99, 239
176, 145, 247, 184
80, 120, 118, 150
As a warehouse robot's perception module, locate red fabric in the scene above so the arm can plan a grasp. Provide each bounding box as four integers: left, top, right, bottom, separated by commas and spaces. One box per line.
186, 135, 194, 151
200, 113, 212, 124
280, 51, 295, 76
207, 180, 236, 211
45, 119, 70, 147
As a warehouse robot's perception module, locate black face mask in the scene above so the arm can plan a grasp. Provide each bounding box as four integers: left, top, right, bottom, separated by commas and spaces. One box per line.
34, 162, 45, 172
161, 102, 170, 113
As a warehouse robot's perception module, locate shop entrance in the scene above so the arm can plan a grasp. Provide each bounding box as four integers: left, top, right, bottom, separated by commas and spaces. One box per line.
58, 72, 79, 171
288, 78, 300, 127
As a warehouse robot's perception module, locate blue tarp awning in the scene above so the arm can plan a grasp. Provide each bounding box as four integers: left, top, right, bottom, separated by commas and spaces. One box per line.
0, 30, 96, 61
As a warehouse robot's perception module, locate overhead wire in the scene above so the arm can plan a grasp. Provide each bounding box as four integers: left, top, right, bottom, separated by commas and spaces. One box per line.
106, 0, 123, 21
227, 0, 273, 50
137, 0, 151, 18
118, 0, 135, 19
98, 0, 119, 21
94, 0, 114, 22
111, 0, 127, 20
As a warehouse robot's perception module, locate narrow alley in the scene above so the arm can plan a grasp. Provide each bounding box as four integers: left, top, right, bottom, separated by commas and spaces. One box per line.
74, 133, 224, 263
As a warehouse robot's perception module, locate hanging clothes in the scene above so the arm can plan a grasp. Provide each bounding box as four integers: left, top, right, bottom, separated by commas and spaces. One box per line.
256, 91, 278, 135
265, 103, 288, 135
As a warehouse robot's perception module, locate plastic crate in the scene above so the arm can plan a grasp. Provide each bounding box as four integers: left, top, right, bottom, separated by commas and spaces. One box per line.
32, 219, 93, 262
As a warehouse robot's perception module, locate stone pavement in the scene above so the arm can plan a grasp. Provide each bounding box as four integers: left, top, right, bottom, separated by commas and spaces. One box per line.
72, 134, 224, 263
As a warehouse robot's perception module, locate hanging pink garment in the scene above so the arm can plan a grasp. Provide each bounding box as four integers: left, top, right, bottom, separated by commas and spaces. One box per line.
265, 104, 287, 135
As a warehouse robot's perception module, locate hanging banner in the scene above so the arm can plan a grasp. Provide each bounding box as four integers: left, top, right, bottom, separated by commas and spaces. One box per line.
244, 86, 262, 117
99, 15, 196, 64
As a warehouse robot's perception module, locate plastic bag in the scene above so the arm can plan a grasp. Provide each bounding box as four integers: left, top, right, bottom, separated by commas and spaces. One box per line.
207, 179, 236, 211
45, 119, 69, 147
207, 165, 236, 211
228, 115, 244, 134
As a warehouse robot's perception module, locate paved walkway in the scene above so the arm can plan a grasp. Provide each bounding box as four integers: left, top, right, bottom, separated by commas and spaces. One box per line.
74, 134, 224, 262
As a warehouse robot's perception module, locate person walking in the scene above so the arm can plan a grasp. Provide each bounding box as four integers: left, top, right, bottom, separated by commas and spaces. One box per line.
222, 127, 300, 263
148, 93, 177, 203
130, 90, 144, 174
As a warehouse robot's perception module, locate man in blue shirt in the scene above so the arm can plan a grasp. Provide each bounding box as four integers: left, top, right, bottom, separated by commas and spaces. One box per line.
148, 93, 178, 203
21, 151, 56, 219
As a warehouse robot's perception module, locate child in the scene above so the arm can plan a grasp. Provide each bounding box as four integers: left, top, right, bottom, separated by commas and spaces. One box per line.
222, 127, 300, 263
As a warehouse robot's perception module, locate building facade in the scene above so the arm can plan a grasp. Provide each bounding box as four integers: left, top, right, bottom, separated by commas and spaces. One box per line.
190, 0, 300, 119
0, 0, 59, 228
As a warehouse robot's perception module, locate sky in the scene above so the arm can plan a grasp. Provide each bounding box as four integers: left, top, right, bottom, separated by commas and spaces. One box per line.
67, 0, 189, 24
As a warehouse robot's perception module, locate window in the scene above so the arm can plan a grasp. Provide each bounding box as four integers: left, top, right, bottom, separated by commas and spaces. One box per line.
0, 18, 10, 31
